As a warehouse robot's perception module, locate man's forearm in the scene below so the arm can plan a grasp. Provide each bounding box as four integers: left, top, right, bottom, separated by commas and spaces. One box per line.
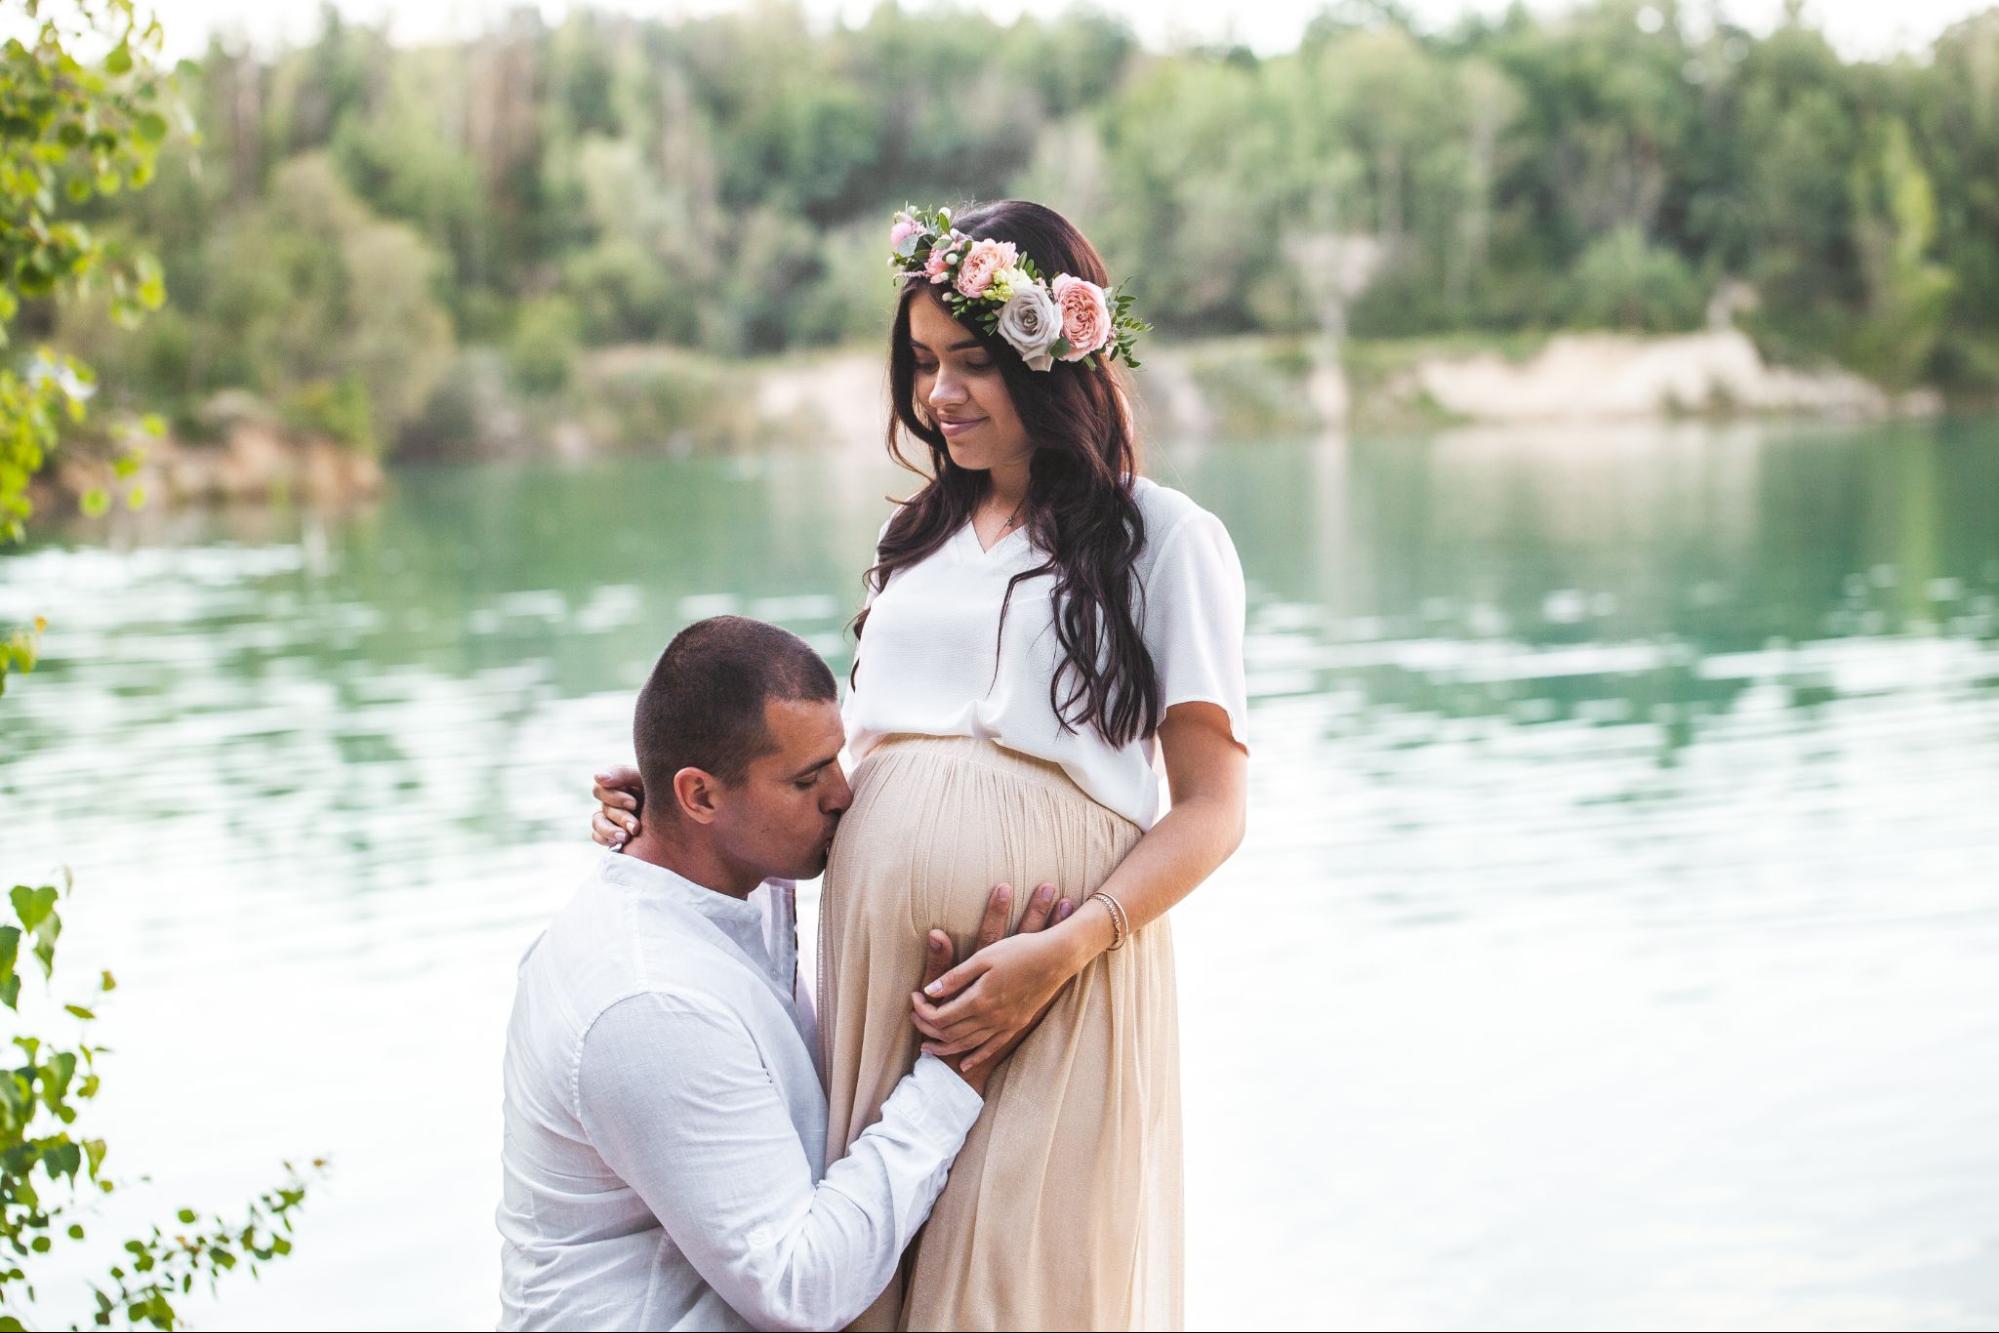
709, 1054, 982, 1331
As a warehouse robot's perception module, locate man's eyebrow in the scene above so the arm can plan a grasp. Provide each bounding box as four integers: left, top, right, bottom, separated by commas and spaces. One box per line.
910, 338, 984, 353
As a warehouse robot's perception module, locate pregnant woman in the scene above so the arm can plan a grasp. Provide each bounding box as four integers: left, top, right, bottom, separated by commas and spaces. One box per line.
592, 199, 1249, 1330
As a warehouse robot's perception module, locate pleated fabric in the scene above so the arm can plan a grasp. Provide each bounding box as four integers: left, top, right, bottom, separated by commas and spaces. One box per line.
818, 733, 1183, 1332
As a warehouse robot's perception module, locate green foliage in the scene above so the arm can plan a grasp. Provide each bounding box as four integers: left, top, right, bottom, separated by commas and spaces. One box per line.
1173, 335, 1324, 436
281, 373, 375, 453
508, 295, 582, 396
196, 153, 454, 453
0, 614, 43, 698
25, 0, 1999, 436
398, 350, 493, 458
579, 348, 753, 452
1843, 117, 1956, 391
565, 239, 681, 346
0, 875, 322, 1330
774, 219, 895, 346
0, 0, 179, 545
1, 12, 321, 1329
1561, 225, 1708, 333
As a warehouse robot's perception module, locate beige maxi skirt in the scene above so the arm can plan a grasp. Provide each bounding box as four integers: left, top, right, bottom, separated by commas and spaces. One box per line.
818, 733, 1184, 1332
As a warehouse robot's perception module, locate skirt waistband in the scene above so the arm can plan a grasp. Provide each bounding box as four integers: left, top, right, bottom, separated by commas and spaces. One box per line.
864, 732, 1084, 797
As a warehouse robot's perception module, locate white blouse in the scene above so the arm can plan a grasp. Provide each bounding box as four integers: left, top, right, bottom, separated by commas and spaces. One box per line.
843, 475, 1249, 831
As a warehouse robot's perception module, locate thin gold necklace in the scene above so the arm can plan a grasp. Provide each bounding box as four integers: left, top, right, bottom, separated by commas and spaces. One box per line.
986, 493, 1026, 543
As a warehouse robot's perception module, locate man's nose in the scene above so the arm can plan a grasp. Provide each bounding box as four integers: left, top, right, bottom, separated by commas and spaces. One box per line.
824, 768, 853, 815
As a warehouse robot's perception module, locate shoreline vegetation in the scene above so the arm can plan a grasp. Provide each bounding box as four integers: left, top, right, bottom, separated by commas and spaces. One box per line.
30, 324, 1955, 514
25, 0, 1999, 512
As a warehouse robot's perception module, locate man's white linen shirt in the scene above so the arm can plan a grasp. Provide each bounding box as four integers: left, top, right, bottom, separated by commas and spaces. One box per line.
496, 850, 983, 1331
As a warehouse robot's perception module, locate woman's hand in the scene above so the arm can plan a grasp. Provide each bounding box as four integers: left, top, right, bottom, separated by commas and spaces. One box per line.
910, 882, 1084, 1073
591, 765, 644, 850
914, 880, 1072, 1095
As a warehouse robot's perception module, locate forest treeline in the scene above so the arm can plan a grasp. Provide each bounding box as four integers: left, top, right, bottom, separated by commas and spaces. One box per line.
40, 0, 1999, 456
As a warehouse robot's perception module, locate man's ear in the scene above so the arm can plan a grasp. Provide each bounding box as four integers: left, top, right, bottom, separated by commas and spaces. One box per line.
671, 766, 723, 824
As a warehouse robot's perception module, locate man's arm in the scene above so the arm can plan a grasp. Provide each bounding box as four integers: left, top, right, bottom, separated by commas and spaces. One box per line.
578, 992, 979, 1333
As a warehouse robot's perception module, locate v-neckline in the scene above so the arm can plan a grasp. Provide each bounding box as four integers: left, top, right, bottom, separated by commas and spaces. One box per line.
962, 513, 1028, 560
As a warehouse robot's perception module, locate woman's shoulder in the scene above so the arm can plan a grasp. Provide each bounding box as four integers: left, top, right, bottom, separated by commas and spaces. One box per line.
1131, 475, 1231, 561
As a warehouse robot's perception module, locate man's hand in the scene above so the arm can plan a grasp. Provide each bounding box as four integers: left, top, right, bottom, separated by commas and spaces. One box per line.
913, 881, 1073, 1097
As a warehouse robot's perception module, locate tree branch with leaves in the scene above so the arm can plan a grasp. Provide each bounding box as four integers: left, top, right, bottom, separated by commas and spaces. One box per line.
1, 5, 322, 1328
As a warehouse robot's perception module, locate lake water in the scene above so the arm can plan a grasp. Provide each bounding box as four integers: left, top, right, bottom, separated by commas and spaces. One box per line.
2, 416, 1997, 1331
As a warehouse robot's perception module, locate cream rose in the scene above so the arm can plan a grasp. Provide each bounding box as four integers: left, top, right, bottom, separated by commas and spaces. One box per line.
996, 281, 1061, 371
1050, 273, 1112, 361
986, 263, 1027, 303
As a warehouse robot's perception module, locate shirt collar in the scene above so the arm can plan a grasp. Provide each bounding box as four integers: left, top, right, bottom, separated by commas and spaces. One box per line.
597, 849, 768, 938
592, 851, 808, 1071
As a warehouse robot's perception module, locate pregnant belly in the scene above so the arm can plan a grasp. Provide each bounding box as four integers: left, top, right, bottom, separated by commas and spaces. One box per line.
821, 734, 1141, 962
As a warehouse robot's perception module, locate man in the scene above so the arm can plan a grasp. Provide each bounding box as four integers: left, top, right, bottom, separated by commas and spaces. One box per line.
497, 615, 1062, 1331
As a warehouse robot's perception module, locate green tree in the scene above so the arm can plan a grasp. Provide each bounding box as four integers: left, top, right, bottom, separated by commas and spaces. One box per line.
1912, 11, 1999, 390
1561, 224, 1708, 332
508, 292, 581, 394
26, 0, 1999, 417
1844, 116, 1955, 390
0, 0, 174, 552
204, 153, 455, 452
1, 6, 318, 1326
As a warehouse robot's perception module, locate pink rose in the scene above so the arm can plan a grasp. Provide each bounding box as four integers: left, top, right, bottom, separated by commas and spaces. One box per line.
1051, 273, 1112, 360
889, 217, 920, 250
954, 238, 1018, 299
924, 244, 957, 284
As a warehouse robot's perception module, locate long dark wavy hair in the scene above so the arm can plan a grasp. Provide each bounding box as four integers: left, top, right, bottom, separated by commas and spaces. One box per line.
849, 199, 1163, 747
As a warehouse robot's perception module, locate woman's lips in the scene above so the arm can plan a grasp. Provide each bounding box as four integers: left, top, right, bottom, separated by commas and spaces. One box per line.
939, 417, 983, 438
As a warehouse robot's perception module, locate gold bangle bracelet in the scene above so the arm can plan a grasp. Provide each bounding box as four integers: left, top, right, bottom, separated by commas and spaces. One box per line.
1087, 890, 1129, 951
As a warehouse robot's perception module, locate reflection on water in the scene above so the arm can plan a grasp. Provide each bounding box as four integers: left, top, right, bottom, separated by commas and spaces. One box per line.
2, 417, 1996, 1330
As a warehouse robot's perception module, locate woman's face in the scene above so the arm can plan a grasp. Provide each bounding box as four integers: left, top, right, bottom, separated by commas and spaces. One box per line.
907, 287, 1031, 475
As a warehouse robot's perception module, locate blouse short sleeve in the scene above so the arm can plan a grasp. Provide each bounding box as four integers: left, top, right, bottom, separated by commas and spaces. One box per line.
1142, 508, 1250, 750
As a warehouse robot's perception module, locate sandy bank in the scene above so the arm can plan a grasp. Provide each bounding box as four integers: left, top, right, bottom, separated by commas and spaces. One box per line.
1404, 329, 1942, 423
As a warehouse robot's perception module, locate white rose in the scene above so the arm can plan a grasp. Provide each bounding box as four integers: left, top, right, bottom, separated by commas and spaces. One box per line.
995, 281, 1061, 372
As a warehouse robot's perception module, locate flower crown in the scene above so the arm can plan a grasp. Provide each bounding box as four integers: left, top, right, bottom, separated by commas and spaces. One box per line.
888, 204, 1149, 372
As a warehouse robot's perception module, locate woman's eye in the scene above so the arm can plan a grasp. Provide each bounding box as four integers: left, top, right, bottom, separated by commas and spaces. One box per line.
964, 359, 994, 372
914, 360, 937, 374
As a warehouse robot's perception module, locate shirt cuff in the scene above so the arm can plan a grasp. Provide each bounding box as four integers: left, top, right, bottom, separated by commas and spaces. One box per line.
899, 1052, 985, 1142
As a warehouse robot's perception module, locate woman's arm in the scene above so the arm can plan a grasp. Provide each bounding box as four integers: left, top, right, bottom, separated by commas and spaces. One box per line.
911, 699, 1247, 1071
592, 766, 644, 849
